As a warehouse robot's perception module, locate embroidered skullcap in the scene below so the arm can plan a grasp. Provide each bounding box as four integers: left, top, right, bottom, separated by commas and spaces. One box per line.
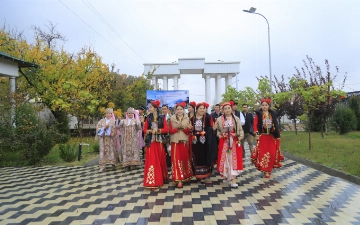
139, 106, 146, 111
105, 108, 113, 113
126, 107, 135, 114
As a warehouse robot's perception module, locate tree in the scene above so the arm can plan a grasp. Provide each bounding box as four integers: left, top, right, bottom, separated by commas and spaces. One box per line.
273, 75, 304, 134
293, 56, 346, 138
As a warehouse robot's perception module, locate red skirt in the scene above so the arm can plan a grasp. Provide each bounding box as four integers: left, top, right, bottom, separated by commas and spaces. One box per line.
251, 134, 284, 173
171, 142, 193, 182
217, 137, 243, 174
143, 141, 168, 188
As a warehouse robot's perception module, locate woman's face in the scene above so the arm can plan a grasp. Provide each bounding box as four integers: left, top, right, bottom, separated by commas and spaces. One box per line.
261, 102, 270, 111
223, 105, 232, 116
196, 105, 205, 115
175, 106, 184, 115
188, 105, 194, 113
127, 113, 134, 119
149, 104, 156, 113
105, 112, 112, 119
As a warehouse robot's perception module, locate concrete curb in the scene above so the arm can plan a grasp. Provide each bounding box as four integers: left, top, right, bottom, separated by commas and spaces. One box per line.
283, 151, 360, 186
83, 157, 99, 167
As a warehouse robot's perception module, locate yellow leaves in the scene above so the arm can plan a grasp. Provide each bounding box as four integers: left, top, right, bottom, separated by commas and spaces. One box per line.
99, 107, 106, 114
113, 108, 122, 118
108, 102, 115, 108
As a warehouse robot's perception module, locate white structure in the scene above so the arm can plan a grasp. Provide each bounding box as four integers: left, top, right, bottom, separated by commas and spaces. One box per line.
0, 52, 37, 125
144, 58, 240, 106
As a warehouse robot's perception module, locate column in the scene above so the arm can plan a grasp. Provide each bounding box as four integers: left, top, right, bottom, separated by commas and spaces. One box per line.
9, 76, 16, 126
173, 75, 178, 90
215, 74, 221, 104
152, 76, 156, 89
225, 74, 232, 88
205, 75, 211, 106
163, 75, 168, 90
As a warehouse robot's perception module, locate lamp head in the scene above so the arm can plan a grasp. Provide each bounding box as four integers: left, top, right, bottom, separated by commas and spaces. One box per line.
243, 7, 257, 13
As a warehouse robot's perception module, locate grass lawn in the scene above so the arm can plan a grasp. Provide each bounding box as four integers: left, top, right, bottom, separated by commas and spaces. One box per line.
0, 137, 99, 167
281, 131, 360, 177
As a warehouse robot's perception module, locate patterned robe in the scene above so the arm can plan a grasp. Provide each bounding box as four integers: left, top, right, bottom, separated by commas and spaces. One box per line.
96, 118, 119, 169
119, 118, 142, 167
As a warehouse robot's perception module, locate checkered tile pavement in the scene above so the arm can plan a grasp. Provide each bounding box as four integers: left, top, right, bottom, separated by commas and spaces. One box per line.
1, 145, 360, 225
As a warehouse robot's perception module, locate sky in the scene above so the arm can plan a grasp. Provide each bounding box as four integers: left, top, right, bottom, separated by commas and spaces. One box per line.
1, 0, 359, 106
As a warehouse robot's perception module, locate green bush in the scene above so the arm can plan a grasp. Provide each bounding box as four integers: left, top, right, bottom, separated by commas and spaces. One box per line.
92, 142, 100, 153
12, 103, 64, 165
331, 105, 357, 135
59, 143, 78, 162
348, 96, 360, 131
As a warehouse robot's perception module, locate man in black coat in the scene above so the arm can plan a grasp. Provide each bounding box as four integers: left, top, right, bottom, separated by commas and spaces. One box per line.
240, 104, 255, 158
229, 100, 245, 125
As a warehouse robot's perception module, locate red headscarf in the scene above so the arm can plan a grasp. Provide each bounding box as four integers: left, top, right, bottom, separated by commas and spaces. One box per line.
229, 100, 235, 106
150, 100, 161, 108
175, 102, 186, 108
189, 101, 196, 108
260, 98, 271, 105
203, 102, 209, 108
222, 102, 231, 108
196, 102, 205, 110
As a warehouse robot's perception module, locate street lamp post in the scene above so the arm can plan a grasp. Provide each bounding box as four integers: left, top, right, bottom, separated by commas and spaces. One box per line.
243, 7, 273, 93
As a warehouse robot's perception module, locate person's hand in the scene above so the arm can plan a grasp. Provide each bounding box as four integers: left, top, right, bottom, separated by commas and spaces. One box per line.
187, 123, 193, 129
105, 125, 109, 129
255, 135, 260, 141
212, 125, 217, 131
238, 137, 243, 141
140, 117, 144, 123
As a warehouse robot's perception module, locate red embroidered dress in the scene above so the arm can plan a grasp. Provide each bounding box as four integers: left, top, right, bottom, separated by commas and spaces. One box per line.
216, 116, 243, 180
143, 116, 169, 188
251, 111, 284, 173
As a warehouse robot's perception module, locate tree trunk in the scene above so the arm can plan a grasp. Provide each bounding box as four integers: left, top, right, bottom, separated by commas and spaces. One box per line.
294, 119, 298, 135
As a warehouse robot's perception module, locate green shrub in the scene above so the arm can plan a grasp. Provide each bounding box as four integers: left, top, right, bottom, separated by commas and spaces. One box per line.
331, 105, 357, 135
59, 143, 78, 162
12, 103, 64, 165
348, 96, 360, 131
92, 142, 100, 153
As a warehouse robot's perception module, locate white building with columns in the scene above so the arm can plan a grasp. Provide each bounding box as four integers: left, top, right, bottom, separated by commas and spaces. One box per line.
144, 58, 240, 107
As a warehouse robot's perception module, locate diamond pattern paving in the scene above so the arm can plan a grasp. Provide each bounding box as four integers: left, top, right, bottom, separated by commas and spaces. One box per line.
1, 147, 360, 225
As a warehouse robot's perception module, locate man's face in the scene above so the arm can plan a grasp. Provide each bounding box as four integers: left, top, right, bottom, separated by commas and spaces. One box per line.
214, 106, 220, 112
232, 105, 237, 111
161, 107, 168, 115
242, 105, 248, 113
167, 108, 172, 114
139, 109, 144, 115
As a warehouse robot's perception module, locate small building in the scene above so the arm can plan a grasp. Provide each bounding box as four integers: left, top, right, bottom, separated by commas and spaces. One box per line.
0, 52, 38, 125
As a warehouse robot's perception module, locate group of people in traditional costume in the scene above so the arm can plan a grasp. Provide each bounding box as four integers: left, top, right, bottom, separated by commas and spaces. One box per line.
95, 97, 284, 191
96, 107, 144, 172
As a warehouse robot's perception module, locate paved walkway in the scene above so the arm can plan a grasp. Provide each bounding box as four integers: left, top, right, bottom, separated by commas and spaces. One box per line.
1, 147, 360, 225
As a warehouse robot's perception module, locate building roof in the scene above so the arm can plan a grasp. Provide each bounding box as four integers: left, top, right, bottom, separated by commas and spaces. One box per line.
0, 51, 38, 68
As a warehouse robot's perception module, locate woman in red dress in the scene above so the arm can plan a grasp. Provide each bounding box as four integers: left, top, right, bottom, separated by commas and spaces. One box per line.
251, 98, 284, 178
143, 100, 169, 190
215, 102, 244, 187
169, 102, 194, 188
